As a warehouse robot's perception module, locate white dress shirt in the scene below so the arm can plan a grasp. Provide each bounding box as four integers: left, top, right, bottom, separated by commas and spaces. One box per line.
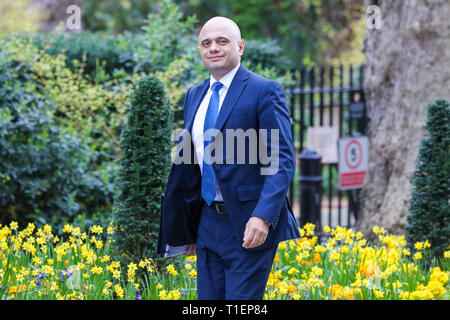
192, 63, 240, 202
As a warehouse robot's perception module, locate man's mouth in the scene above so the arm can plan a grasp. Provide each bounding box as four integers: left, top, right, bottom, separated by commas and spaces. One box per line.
209, 56, 224, 61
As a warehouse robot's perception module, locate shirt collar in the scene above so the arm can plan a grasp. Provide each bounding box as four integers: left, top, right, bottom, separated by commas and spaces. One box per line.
209, 63, 240, 91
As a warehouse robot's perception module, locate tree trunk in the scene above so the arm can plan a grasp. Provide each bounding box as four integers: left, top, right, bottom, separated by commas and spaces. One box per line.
357, 0, 450, 238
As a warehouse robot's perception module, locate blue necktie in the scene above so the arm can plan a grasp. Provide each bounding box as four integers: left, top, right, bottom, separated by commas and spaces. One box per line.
201, 81, 223, 205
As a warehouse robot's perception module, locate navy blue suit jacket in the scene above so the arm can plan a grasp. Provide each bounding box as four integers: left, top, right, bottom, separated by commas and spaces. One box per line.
157, 64, 300, 255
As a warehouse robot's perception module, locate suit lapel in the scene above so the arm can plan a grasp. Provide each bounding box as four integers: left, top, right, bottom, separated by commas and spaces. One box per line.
185, 64, 249, 135
186, 79, 209, 134
215, 64, 249, 132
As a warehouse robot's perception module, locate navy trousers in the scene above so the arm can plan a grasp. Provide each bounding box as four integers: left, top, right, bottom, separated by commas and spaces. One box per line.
196, 203, 278, 300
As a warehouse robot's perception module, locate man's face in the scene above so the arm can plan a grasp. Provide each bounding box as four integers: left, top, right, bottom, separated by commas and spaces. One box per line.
198, 20, 244, 79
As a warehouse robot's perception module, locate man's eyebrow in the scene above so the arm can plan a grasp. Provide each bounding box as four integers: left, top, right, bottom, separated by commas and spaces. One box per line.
200, 36, 230, 43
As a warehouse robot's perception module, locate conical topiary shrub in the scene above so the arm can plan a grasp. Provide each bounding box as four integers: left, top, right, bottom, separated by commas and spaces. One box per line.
111, 75, 173, 273
404, 99, 449, 263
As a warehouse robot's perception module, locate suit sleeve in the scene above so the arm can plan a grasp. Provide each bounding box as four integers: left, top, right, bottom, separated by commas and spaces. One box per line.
250, 80, 295, 228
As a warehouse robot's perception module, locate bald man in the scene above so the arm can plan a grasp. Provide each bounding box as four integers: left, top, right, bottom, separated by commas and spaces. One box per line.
158, 16, 300, 300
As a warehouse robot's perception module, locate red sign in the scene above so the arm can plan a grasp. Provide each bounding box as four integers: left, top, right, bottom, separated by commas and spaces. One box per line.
338, 137, 368, 190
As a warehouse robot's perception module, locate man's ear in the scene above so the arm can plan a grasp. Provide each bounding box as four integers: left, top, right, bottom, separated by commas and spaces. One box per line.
238, 39, 245, 56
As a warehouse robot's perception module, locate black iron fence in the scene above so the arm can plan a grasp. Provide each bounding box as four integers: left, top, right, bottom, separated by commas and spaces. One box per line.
286, 64, 367, 237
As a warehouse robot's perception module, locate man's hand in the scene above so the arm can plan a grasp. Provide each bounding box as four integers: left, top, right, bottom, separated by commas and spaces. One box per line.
183, 243, 196, 256
242, 216, 270, 249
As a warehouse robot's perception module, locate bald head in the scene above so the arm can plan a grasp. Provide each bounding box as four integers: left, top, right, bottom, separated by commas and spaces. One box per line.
199, 16, 242, 43
197, 16, 245, 80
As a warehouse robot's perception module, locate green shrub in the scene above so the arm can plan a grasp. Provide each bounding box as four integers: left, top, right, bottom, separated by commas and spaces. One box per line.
132, 0, 198, 74
0, 54, 115, 230
111, 75, 173, 270
404, 99, 450, 263
6, 35, 133, 160
29, 32, 134, 76
243, 38, 292, 71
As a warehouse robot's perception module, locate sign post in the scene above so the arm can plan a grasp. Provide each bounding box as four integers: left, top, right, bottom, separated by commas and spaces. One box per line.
338, 136, 369, 190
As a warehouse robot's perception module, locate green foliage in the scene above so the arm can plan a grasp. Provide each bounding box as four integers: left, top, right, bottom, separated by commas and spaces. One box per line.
134, 0, 198, 74
0, 43, 114, 230
6, 35, 135, 160
111, 76, 173, 270
0, 0, 42, 32
242, 39, 292, 71
122, 0, 205, 128
81, 0, 157, 33
30, 32, 135, 77
241, 39, 294, 90
405, 99, 450, 263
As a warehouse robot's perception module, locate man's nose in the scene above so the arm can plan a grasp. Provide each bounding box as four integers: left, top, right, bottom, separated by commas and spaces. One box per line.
209, 41, 219, 52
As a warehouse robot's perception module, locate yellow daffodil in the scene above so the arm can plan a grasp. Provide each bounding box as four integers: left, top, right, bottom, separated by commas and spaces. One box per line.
413, 252, 422, 260
10, 221, 18, 231
288, 267, 299, 275
166, 264, 178, 276
114, 284, 124, 298
90, 225, 103, 234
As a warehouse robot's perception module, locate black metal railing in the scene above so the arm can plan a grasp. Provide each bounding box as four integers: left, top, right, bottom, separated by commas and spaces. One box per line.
287, 64, 366, 234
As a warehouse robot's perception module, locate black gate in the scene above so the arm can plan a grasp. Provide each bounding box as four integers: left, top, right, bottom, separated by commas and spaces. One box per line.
286, 64, 367, 236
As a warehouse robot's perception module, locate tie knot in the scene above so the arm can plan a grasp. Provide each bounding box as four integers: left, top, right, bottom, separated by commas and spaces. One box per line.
211, 81, 223, 92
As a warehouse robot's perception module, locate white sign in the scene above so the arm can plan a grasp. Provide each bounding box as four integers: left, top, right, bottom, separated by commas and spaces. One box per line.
306, 127, 338, 164
338, 136, 369, 190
